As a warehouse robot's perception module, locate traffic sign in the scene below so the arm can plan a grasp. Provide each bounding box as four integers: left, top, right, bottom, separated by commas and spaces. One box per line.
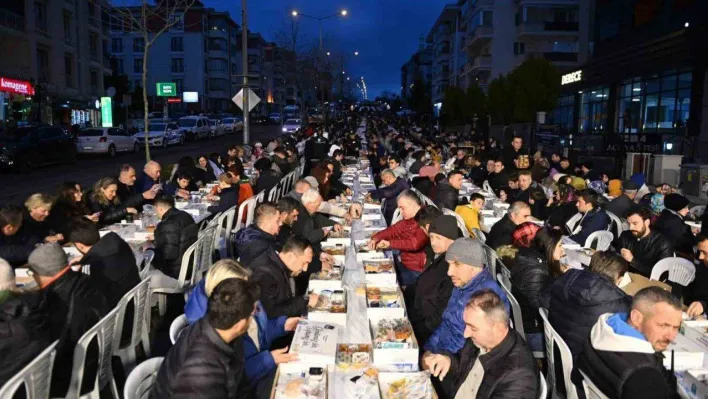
156, 82, 177, 97
232, 88, 260, 113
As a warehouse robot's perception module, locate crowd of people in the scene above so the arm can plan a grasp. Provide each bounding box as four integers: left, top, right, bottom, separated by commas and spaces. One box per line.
0, 109, 705, 399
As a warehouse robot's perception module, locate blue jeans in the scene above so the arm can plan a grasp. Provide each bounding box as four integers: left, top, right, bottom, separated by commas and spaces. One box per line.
395, 257, 422, 286
526, 332, 544, 353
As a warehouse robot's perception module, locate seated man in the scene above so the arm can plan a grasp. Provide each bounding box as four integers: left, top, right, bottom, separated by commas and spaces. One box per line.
684, 235, 708, 318
152, 278, 258, 398
654, 193, 695, 257
234, 202, 282, 266
487, 160, 510, 194
455, 193, 485, 236
606, 180, 640, 218
163, 172, 192, 200
292, 189, 340, 273
486, 201, 531, 249
150, 197, 199, 284
368, 190, 429, 285
276, 197, 300, 245
367, 169, 410, 225
423, 237, 509, 356
577, 287, 681, 399
250, 236, 318, 318
0, 205, 36, 266
432, 170, 463, 211
568, 189, 611, 245
425, 290, 538, 399
615, 207, 673, 277
514, 170, 548, 219
135, 160, 162, 200
116, 164, 158, 209
68, 219, 140, 307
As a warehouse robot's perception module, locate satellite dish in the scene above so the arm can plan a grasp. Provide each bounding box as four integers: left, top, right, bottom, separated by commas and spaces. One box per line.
106, 87, 116, 97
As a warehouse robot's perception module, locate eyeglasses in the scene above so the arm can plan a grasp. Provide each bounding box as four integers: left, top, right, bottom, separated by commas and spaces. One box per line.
26, 269, 35, 277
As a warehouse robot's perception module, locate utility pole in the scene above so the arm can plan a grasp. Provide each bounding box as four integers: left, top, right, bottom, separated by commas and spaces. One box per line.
241, 0, 250, 144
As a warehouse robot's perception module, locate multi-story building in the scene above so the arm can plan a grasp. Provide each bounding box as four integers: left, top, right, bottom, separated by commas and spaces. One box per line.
0, 0, 112, 126
426, 5, 461, 110
400, 41, 433, 100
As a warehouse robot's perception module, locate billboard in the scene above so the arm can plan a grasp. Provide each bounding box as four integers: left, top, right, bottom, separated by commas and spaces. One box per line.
183, 92, 198, 103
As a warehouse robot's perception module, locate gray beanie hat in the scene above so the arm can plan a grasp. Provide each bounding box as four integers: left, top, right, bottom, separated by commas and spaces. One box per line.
0, 258, 14, 291
304, 176, 319, 189
445, 237, 486, 267
28, 243, 68, 277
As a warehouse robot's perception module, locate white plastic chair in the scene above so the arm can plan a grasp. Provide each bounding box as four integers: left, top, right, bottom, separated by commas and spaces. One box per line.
169, 314, 190, 344
123, 357, 164, 399
473, 228, 486, 243
579, 369, 610, 399
214, 206, 237, 259
64, 307, 121, 399
138, 249, 155, 280
482, 244, 497, 277
497, 274, 523, 335
538, 371, 548, 399
538, 308, 579, 399
0, 340, 58, 399
483, 180, 494, 193
197, 225, 218, 273
151, 240, 199, 317
113, 278, 152, 374
690, 205, 706, 219
649, 257, 696, 286
443, 209, 470, 238
235, 191, 265, 231
565, 212, 582, 234
584, 231, 613, 251
391, 208, 402, 225
605, 211, 624, 237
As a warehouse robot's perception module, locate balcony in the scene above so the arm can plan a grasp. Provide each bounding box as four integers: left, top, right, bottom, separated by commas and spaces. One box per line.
542, 51, 578, 63
470, 55, 491, 71
465, 26, 493, 52
463, 0, 494, 20
0, 8, 24, 34
208, 47, 228, 59
517, 21, 579, 37
208, 27, 229, 39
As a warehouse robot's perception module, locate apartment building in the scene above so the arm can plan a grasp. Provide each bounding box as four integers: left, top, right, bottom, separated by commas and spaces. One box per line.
0, 0, 112, 126
400, 42, 433, 100
426, 5, 462, 109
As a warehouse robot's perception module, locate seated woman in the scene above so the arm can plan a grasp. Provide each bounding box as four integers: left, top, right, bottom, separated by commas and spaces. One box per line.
196, 155, 217, 183
184, 259, 301, 399
49, 182, 97, 237
87, 177, 138, 226
19, 193, 63, 245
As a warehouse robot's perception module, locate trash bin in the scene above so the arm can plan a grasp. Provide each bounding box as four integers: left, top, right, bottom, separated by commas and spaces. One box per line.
680, 163, 708, 199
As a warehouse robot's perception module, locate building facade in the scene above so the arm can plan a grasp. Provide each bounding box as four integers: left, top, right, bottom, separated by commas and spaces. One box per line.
400, 43, 433, 100
0, 0, 112, 127
426, 5, 460, 109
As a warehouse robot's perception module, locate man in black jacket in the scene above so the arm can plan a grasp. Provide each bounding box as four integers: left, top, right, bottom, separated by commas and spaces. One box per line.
686, 235, 708, 318
407, 215, 459, 345
514, 170, 548, 219
501, 136, 530, 172
151, 278, 258, 399
615, 207, 673, 277
424, 289, 538, 399
487, 160, 510, 194
486, 202, 531, 249
151, 197, 199, 280
27, 243, 109, 398
68, 219, 140, 307
433, 170, 463, 211
117, 164, 157, 209
0, 205, 35, 267
233, 202, 282, 266
292, 189, 340, 256
606, 180, 639, 218
272, 147, 293, 176
577, 287, 681, 399
654, 193, 695, 257
250, 236, 318, 318
368, 169, 411, 225
276, 197, 300, 245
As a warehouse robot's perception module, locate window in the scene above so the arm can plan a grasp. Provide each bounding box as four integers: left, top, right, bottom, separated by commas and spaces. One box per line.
89, 33, 99, 60
114, 58, 124, 74
90, 70, 99, 91
37, 48, 50, 81
173, 79, 183, 93
110, 15, 122, 31
171, 36, 184, 52
64, 55, 74, 88
514, 42, 526, 55
169, 14, 184, 31
208, 58, 227, 72
34, 1, 47, 32
578, 86, 609, 133
209, 38, 228, 51
469, 10, 493, 33
111, 38, 123, 53
133, 38, 144, 53
63, 11, 73, 45
171, 58, 184, 73
550, 94, 575, 136
134, 58, 143, 73
209, 18, 228, 32
209, 78, 229, 91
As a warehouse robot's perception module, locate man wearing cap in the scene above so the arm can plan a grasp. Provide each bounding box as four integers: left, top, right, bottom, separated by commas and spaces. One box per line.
606, 180, 640, 218
654, 193, 696, 257
407, 215, 460, 345
367, 169, 410, 225
26, 243, 109, 397
422, 237, 510, 358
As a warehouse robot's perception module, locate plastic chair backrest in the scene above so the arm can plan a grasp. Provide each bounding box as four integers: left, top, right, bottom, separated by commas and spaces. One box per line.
579, 369, 610, 399
123, 357, 164, 399
0, 340, 58, 399
649, 257, 696, 286
138, 249, 155, 278
169, 314, 190, 345
65, 307, 121, 399
473, 228, 487, 244
483, 180, 494, 193
268, 183, 281, 202
176, 240, 199, 289
584, 231, 614, 251
565, 212, 582, 233
114, 279, 151, 371
538, 371, 547, 399
213, 206, 237, 259
442, 209, 470, 238
482, 244, 497, 277
497, 273, 525, 336
690, 205, 706, 219
192, 233, 216, 286
235, 192, 265, 231
538, 308, 578, 399
391, 208, 402, 225
605, 211, 624, 237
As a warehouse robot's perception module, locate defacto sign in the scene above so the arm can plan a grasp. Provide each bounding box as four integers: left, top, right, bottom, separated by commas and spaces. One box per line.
0, 77, 35, 95
561, 70, 583, 85
156, 82, 177, 96
101, 97, 113, 128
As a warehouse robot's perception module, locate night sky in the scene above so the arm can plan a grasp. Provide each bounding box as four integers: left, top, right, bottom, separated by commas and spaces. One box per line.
204, 0, 450, 99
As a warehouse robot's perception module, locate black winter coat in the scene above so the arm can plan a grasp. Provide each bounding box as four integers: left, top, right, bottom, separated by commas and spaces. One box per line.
432, 181, 459, 211
291, 209, 335, 254
116, 180, 146, 210
369, 177, 410, 225
153, 208, 199, 279
207, 186, 238, 215
683, 262, 708, 310
233, 224, 280, 266
87, 195, 129, 226
18, 211, 54, 245
486, 214, 516, 250
606, 194, 635, 219
654, 209, 696, 256
412, 177, 435, 199
254, 169, 281, 196
511, 248, 551, 334
488, 171, 510, 194
545, 202, 578, 230
274, 156, 293, 176
614, 230, 674, 277
0, 231, 35, 267
443, 330, 539, 399
46, 271, 109, 397
406, 253, 453, 345
540, 269, 631, 359
250, 249, 307, 318
79, 232, 140, 307
151, 318, 249, 399
467, 166, 487, 187
514, 188, 548, 220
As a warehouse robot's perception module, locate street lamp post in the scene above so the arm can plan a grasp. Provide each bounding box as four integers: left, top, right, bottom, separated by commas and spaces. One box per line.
292, 9, 348, 107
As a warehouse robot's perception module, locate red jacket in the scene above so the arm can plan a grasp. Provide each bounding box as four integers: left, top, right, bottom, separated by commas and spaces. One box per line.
372, 218, 429, 272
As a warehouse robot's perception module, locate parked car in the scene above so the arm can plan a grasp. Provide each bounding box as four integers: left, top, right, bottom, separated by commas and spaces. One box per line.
0, 125, 76, 171
178, 116, 211, 140
307, 108, 324, 124
76, 127, 138, 157
222, 117, 244, 134
282, 118, 302, 134
208, 119, 227, 137
269, 113, 282, 124
251, 115, 268, 125
133, 122, 184, 148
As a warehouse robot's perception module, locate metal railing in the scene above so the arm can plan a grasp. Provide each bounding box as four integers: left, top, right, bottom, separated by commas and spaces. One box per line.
0, 8, 25, 32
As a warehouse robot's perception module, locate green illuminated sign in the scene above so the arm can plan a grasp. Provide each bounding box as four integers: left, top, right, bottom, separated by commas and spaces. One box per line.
156, 82, 177, 97
101, 97, 112, 127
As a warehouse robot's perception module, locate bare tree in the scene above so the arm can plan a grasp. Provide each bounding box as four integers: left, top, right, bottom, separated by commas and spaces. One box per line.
99, 0, 198, 161
273, 18, 321, 113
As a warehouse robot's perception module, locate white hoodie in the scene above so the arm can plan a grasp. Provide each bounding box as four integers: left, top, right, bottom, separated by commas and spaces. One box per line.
590, 313, 655, 355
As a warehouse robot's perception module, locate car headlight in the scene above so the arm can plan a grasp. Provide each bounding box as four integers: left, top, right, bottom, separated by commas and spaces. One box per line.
282, 127, 287, 132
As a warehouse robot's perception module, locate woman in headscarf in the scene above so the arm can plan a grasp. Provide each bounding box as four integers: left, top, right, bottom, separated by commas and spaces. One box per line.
545, 183, 578, 230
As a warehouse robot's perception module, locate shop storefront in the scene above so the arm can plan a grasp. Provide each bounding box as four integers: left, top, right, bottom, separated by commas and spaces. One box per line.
0, 76, 35, 128
53, 98, 102, 129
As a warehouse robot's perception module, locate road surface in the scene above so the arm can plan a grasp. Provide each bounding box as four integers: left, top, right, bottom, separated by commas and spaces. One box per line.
0, 125, 284, 205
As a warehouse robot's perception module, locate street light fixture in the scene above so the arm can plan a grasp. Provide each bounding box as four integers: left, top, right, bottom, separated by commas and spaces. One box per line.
341, 9, 348, 16
327, 52, 331, 56
291, 10, 298, 16
354, 51, 359, 56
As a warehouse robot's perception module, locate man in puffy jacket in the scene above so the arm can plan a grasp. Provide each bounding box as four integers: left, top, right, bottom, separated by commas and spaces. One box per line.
423, 237, 509, 356
486, 202, 531, 249
234, 202, 282, 266
152, 197, 199, 281
367, 169, 410, 225
432, 170, 463, 211
369, 190, 428, 285
615, 207, 673, 277
424, 290, 538, 399
0, 205, 35, 267
654, 193, 695, 257
568, 189, 611, 245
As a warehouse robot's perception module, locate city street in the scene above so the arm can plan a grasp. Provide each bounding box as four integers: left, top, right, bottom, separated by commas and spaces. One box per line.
0, 124, 284, 205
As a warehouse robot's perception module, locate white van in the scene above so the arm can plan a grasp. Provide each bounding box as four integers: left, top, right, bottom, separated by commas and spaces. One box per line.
178, 116, 211, 140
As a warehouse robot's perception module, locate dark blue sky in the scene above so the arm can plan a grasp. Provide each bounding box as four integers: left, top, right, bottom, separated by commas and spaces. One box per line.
204, 0, 450, 98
